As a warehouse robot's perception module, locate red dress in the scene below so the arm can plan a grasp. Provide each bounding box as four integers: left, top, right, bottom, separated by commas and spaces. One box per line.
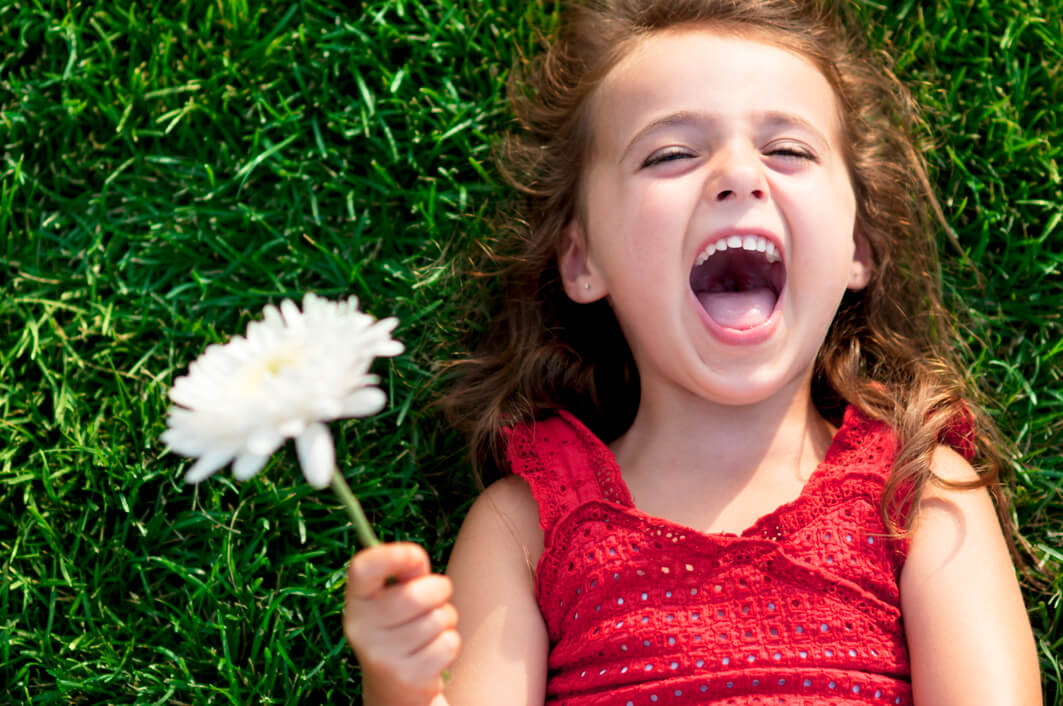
503, 406, 972, 705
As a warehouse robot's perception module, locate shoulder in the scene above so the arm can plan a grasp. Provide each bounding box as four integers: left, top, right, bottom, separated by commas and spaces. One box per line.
905, 443, 1001, 572
907, 443, 998, 544
475, 475, 543, 533
451, 475, 545, 575
928, 442, 981, 483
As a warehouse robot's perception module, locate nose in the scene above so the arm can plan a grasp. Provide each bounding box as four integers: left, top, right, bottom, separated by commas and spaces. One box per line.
707, 145, 768, 203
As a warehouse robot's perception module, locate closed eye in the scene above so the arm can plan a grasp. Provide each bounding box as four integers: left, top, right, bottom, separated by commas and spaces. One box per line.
766, 145, 816, 162
641, 148, 695, 168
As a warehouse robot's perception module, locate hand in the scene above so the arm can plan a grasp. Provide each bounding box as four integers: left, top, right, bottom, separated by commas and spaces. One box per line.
344, 542, 461, 706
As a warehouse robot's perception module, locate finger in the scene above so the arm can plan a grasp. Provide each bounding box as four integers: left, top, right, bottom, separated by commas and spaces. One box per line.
386, 603, 459, 657
354, 618, 461, 694
372, 574, 454, 629
399, 628, 462, 693
347, 542, 430, 600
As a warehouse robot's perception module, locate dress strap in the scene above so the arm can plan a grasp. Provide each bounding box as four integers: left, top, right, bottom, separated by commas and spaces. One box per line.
938, 405, 977, 460
503, 411, 633, 540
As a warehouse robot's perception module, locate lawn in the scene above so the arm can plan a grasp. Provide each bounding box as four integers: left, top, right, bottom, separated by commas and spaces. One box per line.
1, 0, 1060, 703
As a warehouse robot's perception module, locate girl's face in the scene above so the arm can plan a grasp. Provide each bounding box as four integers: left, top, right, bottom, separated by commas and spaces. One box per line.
559, 28, 870, 409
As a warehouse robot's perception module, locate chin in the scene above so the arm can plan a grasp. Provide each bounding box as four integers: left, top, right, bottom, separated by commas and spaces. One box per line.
693, 381, 785, 408
692, 359, 812, 409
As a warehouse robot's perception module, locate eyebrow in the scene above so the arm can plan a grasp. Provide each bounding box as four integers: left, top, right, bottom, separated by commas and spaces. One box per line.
620, 109, 831, 161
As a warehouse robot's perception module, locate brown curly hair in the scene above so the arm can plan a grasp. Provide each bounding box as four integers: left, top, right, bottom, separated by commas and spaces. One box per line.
440, 0, 1014, 540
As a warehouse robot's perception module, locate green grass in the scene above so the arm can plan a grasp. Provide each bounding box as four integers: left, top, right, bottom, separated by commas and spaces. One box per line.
1, 0, 1060, 703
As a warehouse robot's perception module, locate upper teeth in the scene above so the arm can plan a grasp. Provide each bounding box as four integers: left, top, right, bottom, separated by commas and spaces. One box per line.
695, 234, 780, 266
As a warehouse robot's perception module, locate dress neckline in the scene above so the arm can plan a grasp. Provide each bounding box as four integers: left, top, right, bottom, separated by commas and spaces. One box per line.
557, 405, 868, 542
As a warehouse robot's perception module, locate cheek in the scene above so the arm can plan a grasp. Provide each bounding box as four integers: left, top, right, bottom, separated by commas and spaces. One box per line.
587, 179, 688, 258
622, 178, 703, 239
776, 171, 857, 238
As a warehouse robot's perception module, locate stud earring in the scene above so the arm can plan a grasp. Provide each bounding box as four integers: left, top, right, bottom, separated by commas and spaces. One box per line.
583, 281, 591, 290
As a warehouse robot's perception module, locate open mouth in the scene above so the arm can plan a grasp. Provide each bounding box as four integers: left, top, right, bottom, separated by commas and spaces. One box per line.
689, 234, 786, 331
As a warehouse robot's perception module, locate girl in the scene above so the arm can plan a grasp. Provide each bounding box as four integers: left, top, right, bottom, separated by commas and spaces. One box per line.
344, 0, 1041, 704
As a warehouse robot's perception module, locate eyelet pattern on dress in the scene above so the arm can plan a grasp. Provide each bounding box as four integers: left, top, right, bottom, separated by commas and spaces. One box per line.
501, 406, 972, 705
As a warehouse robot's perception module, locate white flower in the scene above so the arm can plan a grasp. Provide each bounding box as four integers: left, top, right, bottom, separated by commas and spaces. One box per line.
161, 293, 404, 489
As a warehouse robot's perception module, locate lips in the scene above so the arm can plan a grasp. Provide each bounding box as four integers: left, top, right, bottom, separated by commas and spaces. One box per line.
689, 233, 786, 332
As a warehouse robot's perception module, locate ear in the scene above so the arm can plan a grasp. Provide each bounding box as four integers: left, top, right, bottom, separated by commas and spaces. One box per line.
847, 230, 872, 290
559, 219, 606, 302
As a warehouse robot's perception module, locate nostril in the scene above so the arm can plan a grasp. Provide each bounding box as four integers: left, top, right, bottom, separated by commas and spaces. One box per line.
715, 188, 765, 201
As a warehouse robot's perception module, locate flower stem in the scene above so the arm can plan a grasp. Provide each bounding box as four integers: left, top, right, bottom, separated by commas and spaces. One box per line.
330, 470, 380, 548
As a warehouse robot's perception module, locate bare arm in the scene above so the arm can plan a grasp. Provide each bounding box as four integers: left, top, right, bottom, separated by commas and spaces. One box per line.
444, 475, 550, 705
344, 475, 548, 706
900, 445, 1041, 705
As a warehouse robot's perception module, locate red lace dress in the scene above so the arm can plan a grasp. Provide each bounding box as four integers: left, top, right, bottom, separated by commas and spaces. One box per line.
503, 405, 974, 706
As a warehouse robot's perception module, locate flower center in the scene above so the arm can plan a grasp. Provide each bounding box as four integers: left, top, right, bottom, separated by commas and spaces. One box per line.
265, 353, 299, 375
239, 350, 304, 391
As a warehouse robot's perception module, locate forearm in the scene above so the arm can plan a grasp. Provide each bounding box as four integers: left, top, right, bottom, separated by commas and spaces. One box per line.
361, 678, 451, 706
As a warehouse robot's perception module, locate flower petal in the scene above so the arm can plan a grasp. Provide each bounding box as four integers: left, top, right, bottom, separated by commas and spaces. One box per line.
295, 422, 335, 489
246, 427, 285, 456
184, 451, 234, 484
232, 453, 269, 481
280, 298, 304, 330
276, 418, 306, 437
341, 387, 386, 417
262, 303, 284, 330
312, 397, 344, 420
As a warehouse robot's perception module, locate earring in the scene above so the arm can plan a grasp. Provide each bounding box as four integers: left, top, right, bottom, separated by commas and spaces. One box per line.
583, 281, 591, 290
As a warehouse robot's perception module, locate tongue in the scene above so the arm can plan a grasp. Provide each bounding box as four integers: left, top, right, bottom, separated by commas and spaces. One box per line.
697, 288, 777, 330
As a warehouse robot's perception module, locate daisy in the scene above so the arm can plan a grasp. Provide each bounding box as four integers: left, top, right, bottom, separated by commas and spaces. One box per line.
162, 293, 403, 545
